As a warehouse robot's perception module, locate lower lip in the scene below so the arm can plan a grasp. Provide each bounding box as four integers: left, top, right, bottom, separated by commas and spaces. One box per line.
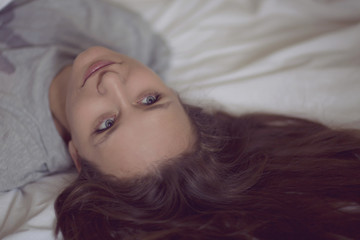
82, 60, 115, 86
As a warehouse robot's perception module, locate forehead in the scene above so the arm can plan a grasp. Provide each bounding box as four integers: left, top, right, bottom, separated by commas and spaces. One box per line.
90, 99, 194, 177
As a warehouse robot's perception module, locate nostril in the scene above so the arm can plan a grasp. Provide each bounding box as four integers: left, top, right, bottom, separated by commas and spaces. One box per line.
97, 82, 106, 95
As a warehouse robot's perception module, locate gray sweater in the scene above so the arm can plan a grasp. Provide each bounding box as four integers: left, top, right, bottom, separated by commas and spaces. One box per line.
0, 0, 169, 191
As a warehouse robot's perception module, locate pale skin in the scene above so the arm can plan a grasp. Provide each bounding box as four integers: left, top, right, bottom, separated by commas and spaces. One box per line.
49, 46, 194, 177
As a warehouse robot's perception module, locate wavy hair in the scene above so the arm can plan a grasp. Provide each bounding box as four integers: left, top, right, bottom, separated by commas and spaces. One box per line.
55, 104, 360, 240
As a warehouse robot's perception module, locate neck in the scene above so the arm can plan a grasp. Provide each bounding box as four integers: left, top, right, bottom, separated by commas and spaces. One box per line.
49, 65, 72, 143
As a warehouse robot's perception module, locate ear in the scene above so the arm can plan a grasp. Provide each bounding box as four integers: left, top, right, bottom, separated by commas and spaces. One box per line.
68, 140, 81, 172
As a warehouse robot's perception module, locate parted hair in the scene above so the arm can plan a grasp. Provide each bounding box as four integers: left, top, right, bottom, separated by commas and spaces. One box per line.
55, 104, 360, 240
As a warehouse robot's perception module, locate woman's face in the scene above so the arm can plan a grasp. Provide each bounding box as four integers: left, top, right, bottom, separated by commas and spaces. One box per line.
65, 46, 194, 177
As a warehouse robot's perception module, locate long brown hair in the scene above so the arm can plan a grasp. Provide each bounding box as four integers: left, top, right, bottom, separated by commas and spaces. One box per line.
55, 105, 360, 240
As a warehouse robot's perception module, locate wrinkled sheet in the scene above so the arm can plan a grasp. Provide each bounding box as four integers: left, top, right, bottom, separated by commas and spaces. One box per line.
1, 0, 360, 239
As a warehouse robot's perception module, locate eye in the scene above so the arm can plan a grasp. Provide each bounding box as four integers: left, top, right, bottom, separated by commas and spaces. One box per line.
140, 94, 160, 105
97, 116, 115, 132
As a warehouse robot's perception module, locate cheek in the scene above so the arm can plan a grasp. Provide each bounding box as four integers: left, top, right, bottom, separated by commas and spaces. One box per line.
65, 97, 95, 141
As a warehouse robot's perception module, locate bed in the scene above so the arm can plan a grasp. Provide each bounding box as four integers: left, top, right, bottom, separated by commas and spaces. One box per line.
1, 0, 360, 239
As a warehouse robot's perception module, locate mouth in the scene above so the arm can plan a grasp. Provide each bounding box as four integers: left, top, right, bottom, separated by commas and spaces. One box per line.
82, 60, 115, 87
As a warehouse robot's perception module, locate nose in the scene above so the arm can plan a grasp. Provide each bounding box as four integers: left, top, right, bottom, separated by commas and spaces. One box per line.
97, 71, 128, 103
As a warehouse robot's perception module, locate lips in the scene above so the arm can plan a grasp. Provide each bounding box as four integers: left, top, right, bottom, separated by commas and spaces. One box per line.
82, 60, 115, 87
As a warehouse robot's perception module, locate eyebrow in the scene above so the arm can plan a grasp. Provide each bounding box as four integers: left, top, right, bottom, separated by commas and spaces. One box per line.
93, 101, 172, 147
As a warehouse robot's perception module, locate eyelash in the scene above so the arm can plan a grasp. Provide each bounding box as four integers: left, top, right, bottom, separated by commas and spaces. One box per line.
94, 92, 161, 134
137, 92, 161, 105
95, 115, 116, 134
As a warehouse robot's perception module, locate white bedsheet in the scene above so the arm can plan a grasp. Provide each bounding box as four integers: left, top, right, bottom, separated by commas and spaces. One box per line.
1, 0, 360, 239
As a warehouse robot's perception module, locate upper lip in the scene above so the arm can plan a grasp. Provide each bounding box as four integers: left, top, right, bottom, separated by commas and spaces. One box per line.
82, 60, 115, 87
